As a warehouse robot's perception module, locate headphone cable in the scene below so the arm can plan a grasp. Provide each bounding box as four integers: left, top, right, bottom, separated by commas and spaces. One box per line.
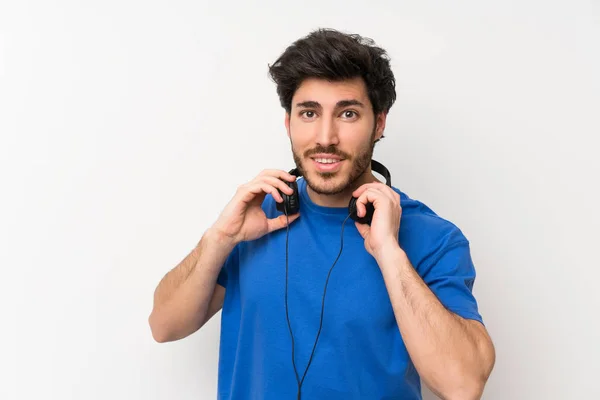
284, 206, 351, 400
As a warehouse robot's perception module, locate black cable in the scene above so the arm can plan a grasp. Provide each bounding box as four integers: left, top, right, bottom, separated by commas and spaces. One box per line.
283, 205, 300, 388
284, 205, 351, 400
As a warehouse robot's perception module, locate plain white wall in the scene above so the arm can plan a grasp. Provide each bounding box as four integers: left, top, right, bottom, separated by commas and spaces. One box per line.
1, 0, 598, 399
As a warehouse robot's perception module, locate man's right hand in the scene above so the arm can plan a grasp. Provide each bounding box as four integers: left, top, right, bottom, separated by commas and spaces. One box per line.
210, 169, 300, 245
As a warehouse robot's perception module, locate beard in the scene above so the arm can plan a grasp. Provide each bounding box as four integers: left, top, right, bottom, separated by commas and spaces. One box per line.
291, 125, 376, 196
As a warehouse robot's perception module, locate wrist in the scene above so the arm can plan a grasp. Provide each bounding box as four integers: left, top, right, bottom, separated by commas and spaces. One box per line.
204, 226, 238, 253
375, 241, 409, 274
372, 237, 402, 261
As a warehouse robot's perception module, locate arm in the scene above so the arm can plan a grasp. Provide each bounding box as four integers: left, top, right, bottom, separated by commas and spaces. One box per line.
351, 182, 495, 399
375, 243, 496, 400
148, 169, 299, 343
148, 228, 235, 343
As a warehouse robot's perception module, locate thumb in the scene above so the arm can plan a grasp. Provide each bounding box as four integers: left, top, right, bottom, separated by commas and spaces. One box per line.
355, 221, 370, 239
267, 213, 300, 233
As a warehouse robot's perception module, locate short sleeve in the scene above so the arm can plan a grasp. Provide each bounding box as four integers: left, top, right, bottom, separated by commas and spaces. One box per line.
418, 240, 484, 325
216, 244, 240, 289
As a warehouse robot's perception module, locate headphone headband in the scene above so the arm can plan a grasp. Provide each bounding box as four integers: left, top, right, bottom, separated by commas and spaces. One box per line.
370, 159, 391, 186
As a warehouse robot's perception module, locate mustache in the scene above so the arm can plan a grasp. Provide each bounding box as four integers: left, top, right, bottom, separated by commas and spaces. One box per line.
304, 145, 350, 159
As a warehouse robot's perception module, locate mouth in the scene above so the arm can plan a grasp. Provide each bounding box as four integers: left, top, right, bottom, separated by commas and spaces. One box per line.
310, 155, 345, 172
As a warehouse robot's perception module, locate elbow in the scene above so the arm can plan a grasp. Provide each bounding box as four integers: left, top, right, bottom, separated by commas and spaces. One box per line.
148, 307, 204, 343
148, 310, 173, 343
446, 343, 496, 400
427, 370, 488, 400
432, 370, 486, 400
150, 330, 169, 344
444, 378, 485, 400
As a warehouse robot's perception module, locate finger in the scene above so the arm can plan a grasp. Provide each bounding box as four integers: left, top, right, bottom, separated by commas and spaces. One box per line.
353, 182, 394, 200
267, 212, 300, 233
258, 169, 297, 182
257, 175, 296, 197
355, 188, 386, 217
258, 183, 286, 203
352, 183, 371, 198
355, 221, 370, 239
355, 186, 400, 217
238, 182, 283, 204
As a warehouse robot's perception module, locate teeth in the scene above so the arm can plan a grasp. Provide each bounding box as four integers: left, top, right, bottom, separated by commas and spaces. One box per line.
315, 158, 339, 164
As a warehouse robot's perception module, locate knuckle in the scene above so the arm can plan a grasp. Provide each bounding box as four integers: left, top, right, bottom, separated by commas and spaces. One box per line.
236, 184, 250, 195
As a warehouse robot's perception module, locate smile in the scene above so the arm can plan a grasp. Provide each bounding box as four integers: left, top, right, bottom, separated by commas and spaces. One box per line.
311, 158, 344, 172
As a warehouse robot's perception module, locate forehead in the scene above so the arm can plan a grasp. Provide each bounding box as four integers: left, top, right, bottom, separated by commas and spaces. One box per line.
291, 77, 370, 108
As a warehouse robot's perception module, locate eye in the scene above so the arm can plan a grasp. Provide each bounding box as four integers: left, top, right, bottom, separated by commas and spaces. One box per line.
341, 110, 358, 119
300, 110, 317, 119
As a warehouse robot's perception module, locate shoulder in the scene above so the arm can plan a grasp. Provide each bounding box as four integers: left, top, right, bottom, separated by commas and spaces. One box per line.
393, 187, 471, 269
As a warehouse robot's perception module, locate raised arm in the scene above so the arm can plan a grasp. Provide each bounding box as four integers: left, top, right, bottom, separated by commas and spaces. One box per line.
148, 169, 301, 343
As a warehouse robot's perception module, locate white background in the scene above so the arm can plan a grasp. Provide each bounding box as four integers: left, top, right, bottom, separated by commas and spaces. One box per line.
1, 1, 599, 399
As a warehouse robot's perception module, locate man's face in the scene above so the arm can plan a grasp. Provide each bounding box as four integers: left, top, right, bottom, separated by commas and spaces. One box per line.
285, 77, 386, 195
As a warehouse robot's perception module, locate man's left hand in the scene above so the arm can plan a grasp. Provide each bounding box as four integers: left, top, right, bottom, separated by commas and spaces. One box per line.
352, 182, 402, 258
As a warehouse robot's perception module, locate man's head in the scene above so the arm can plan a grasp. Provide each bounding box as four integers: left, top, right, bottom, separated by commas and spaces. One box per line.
268, 28, 396, 196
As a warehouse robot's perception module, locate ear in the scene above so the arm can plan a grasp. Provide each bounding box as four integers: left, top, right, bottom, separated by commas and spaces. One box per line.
374, 112, 387, 141
285, 112, 291, 138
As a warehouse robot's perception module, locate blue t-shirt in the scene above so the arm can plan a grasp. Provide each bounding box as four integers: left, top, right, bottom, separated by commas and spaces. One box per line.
215, 177, 483, 399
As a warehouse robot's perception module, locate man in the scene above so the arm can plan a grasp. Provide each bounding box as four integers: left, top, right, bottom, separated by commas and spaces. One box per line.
149, 28, 495, 399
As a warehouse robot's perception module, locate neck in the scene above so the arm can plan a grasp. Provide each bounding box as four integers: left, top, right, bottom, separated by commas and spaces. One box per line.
306, 169, 380, 208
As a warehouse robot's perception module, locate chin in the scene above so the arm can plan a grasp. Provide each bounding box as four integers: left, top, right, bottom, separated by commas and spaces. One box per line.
294, 153, 370, 196
304, 168, 351, 195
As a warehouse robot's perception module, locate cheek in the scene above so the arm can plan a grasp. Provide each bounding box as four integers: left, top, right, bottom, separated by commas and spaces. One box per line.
341, 131, 368, 149
289, 123, 313, 146
290, 118, 311, 133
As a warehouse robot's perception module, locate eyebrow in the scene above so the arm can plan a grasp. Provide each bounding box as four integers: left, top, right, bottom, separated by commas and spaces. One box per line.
295, 99, 365, 109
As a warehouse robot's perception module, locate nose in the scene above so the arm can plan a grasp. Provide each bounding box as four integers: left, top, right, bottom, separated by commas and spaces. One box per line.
315, 116, 339, 147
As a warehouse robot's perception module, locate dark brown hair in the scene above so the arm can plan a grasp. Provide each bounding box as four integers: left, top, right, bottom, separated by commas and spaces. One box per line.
268, 28, 397, 117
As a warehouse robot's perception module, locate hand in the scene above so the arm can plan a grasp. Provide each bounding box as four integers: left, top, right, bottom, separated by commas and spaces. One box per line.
352, 182, 402, 258
211, 169, 300, 245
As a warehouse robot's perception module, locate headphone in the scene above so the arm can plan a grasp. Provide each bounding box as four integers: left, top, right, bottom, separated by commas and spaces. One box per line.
276, 159, 392, 225
276, 159, 392, 399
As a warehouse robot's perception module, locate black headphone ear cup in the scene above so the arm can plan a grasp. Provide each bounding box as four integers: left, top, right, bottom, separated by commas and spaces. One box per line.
348, 196, 375, 225
276, 180, 300, 215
